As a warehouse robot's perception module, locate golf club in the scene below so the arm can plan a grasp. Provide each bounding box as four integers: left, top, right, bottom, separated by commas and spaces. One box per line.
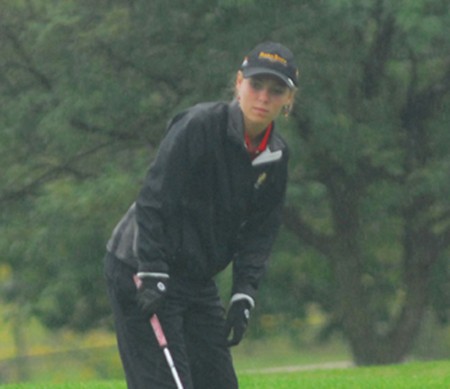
133, 275, 184, 389
150, 314, 184, 389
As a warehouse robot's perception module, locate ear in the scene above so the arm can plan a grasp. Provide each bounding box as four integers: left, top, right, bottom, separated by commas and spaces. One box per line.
235, 71, 244, 99
286, 89, 296, 105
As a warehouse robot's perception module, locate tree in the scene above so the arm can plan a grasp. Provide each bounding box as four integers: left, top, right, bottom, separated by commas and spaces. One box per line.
279, 0, 450, 364
0, 0, 255, 330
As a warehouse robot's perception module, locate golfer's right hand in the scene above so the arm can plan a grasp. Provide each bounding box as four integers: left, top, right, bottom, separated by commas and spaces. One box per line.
136, 273, 169, 318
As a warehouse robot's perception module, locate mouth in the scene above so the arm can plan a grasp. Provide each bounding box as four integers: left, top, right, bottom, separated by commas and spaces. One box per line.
252, 107, 269, 116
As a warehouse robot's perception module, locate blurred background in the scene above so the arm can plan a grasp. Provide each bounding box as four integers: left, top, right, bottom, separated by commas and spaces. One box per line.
1, 0, 449, 384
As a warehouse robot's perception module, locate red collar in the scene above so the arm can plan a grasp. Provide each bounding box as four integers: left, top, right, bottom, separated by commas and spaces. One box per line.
244, 122, 273, 159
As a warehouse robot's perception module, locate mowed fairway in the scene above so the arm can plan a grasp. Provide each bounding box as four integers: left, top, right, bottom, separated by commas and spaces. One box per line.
0, 360, 449, 389
238, 360, 450, 388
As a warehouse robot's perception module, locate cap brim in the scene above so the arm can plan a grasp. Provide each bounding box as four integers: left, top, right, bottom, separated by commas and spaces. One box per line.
242, 67, 296, 89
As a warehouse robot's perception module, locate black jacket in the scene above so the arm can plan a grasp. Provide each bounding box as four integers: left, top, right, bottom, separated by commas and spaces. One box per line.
107, 100, 289, 300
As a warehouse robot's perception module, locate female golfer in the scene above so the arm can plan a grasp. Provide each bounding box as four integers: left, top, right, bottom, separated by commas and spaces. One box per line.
104, 41, 298, 389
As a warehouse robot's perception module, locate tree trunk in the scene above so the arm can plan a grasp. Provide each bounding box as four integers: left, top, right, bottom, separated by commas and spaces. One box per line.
316, 171, 435, 365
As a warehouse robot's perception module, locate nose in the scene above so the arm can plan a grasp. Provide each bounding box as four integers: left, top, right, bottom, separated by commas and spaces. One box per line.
256, 87, 271, 102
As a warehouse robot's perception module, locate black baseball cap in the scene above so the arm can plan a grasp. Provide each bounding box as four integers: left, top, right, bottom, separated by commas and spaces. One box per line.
240, 41, 299, 89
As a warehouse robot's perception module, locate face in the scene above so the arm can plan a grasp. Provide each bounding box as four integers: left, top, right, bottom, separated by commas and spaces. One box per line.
236, 71, 294, 136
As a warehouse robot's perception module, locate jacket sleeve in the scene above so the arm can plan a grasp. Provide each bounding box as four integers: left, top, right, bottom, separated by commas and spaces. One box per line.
231, 153, 289, 303
134, 111, 205, 273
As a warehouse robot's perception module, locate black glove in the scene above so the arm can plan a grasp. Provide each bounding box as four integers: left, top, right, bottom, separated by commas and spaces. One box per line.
136, 273, 168, 318
225, 299, 252, 347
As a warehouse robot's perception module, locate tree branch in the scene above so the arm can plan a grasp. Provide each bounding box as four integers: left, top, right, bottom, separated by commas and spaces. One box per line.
0, 142, 113, 204
70, 118, 141, 142
362, 0, 396, 98
402, 61, 450, 167
1, 25, 52, 91
283, 205, 334, 258
404, 62, 450, 122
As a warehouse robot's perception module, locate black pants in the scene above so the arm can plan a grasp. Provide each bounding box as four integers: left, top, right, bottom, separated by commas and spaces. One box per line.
104, 252, 238, 389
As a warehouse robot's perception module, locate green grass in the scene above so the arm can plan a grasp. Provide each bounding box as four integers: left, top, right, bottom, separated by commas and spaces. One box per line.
232, 335, 350, 370
1, 360, 449, 388
239, 360, 450, 388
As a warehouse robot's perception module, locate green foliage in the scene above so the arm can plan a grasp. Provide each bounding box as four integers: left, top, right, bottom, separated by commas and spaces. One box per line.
279, 0, 450, 364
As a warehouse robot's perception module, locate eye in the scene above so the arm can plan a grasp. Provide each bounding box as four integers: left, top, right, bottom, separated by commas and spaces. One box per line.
269, 86, 288, 96
249, 78, 264, 91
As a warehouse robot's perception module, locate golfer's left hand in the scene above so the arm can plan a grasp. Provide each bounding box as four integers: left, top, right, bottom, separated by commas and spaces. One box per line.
225, 300, 251, 347
136, 274, 168, 319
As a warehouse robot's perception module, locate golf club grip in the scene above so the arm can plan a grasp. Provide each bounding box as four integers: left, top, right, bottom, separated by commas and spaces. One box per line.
150, 314, 168, 348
